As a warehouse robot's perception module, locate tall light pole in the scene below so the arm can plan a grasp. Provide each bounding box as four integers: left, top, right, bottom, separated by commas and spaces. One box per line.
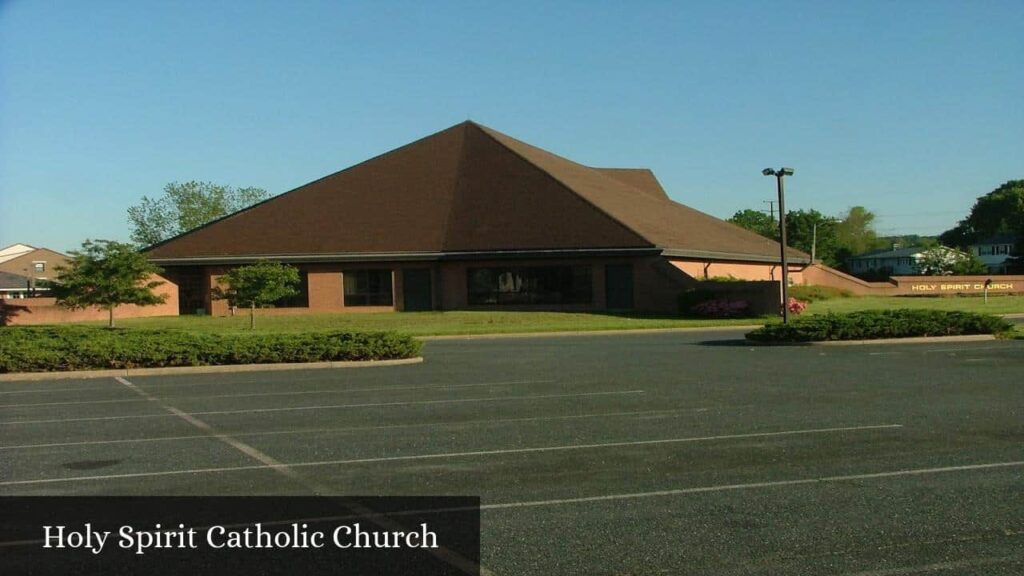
762, 167, 794, 323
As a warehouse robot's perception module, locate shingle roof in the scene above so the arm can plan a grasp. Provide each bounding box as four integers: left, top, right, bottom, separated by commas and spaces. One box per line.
849, 245, 953, 259
0, 271, 32, 290
146, 122, 808, 263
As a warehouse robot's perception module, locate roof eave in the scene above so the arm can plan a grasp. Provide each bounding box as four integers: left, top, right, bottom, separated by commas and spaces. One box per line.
661, 248, 812, 265
148, 247, 663, 266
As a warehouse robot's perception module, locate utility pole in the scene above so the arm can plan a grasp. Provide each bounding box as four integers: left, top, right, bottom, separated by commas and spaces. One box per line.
762, 168, 795, 323
811, 222, 817, 263
763, 200, 777, 220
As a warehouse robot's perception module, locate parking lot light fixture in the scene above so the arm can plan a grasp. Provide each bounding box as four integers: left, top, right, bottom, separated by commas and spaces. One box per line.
763, 167, 795, 323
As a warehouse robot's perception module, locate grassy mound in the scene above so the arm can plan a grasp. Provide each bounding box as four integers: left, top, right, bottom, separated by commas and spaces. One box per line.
788, 285, 853, 302
746, 309, 1013, 343
0, 325, 421, 373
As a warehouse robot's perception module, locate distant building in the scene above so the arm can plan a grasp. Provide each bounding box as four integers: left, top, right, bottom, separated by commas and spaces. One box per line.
969, 233, 1018, 273
0, 244, 69, 298
847, 245, 968, 276
0, 271, 36, 299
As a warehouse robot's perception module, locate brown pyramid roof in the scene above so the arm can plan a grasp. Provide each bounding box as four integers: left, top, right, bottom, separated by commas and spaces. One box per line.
146, 122, 808, 264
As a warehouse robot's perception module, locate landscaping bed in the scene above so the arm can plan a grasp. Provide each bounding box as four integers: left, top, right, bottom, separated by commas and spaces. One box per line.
0, 326, 421, 373
746, 309, 1014, 343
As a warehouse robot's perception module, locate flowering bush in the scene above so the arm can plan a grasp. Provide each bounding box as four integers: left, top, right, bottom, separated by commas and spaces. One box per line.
690, 299, 752, 318
787, 297, 808, 315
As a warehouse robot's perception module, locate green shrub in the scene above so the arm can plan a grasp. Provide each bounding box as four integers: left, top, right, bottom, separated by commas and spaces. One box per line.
746, 309, 1013, 343
788, 285, 853, 302
0, 326, 421, 373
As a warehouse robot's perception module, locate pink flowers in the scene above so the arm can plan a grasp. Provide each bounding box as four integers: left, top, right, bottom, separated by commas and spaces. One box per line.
787, 297, 807, 315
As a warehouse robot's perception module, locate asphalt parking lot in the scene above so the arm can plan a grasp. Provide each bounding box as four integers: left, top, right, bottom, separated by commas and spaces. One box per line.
2, 328, 1023, 575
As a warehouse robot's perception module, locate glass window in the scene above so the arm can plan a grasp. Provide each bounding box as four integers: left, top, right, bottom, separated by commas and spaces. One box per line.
467, 266, 592, 305
272, 270, 309, 308
33, 262, 45, 272
344, 270, 393, 306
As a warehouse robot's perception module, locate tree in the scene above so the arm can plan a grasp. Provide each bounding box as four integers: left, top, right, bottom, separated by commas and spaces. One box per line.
49, 240, 167, 328
211, 261, 300, 329
834, 206, 887, 268
915, 247, 987, 276
128, 181, 269, 246
728, 209, 777, 239
785, 209, 840, 267
940, 180, 1024, 252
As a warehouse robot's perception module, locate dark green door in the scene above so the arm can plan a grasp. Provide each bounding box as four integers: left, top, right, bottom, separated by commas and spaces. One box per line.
402, 269, 432, 311
605, 264, 634, 310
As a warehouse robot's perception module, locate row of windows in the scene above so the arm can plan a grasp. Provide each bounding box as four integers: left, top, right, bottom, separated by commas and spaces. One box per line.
975, 245, 1014, 256
256, 267, 596, 308
467, 266, 593, 305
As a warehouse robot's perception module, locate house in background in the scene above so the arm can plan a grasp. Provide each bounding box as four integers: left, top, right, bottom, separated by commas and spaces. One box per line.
847, 245, 971, 277
847, 246, 928, 276
969, 233, 1018, 273
0, 271, 36, 299
0, 244, 69, 298
145, 121, 810, 316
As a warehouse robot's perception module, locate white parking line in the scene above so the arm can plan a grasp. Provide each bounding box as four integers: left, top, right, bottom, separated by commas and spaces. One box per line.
480, 460, 1024, 510
112, 376, 492, 576
0, 379, 558, 408
0, 377, 555, 397
0, 423, 901, 486
0, 407, 740, 450
0, 390, 644, 425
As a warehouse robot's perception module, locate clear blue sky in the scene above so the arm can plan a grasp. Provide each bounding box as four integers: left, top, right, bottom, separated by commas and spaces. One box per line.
1, 0, 1021, 252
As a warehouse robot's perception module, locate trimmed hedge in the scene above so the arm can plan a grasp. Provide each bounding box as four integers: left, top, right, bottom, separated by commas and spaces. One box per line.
746, 309, 1013, 343
0, 326, 422, 373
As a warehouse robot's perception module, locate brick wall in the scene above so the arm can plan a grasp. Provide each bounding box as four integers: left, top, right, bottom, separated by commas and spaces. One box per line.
0, 275, 179, 326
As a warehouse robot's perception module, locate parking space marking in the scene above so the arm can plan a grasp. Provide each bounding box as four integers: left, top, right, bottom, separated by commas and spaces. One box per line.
0, 390, 644, 425
0, 423, 901, 486
0, 406, 743, 450
113, 377, 492, 575
0, 379, 559, 409
480, 460, 1024, 510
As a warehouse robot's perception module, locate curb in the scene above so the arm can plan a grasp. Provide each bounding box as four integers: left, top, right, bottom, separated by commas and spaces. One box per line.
419, 325, 761, 341
746, 334, 999, 347
0, 357, 424, 382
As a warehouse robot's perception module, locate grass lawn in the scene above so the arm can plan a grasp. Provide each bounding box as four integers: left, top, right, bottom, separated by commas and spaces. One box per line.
62, 295, 1024, 337
805, 294, 1024, 316
103, 311, 769, 336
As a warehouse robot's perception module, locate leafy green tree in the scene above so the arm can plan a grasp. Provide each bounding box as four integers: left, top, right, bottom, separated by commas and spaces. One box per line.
834, 206, 887, 267
211, 261, 300, 329
49, 240, 167, 328
915, 247, 987, 276
728, 209, 777, 239
128, 181, 269, 246
940, 180, 1024, 252
785, 209, 840, 266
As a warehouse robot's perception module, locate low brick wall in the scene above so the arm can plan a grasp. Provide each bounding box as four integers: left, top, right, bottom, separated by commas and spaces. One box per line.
0, 276, 178, 326
889, 276, 1024, 295
686, 280, 781, 316
800, 264, 1024, 297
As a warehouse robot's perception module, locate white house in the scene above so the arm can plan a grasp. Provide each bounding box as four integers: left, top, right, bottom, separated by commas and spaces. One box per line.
969, 234, 1018, 273
847, 245, 970, 276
